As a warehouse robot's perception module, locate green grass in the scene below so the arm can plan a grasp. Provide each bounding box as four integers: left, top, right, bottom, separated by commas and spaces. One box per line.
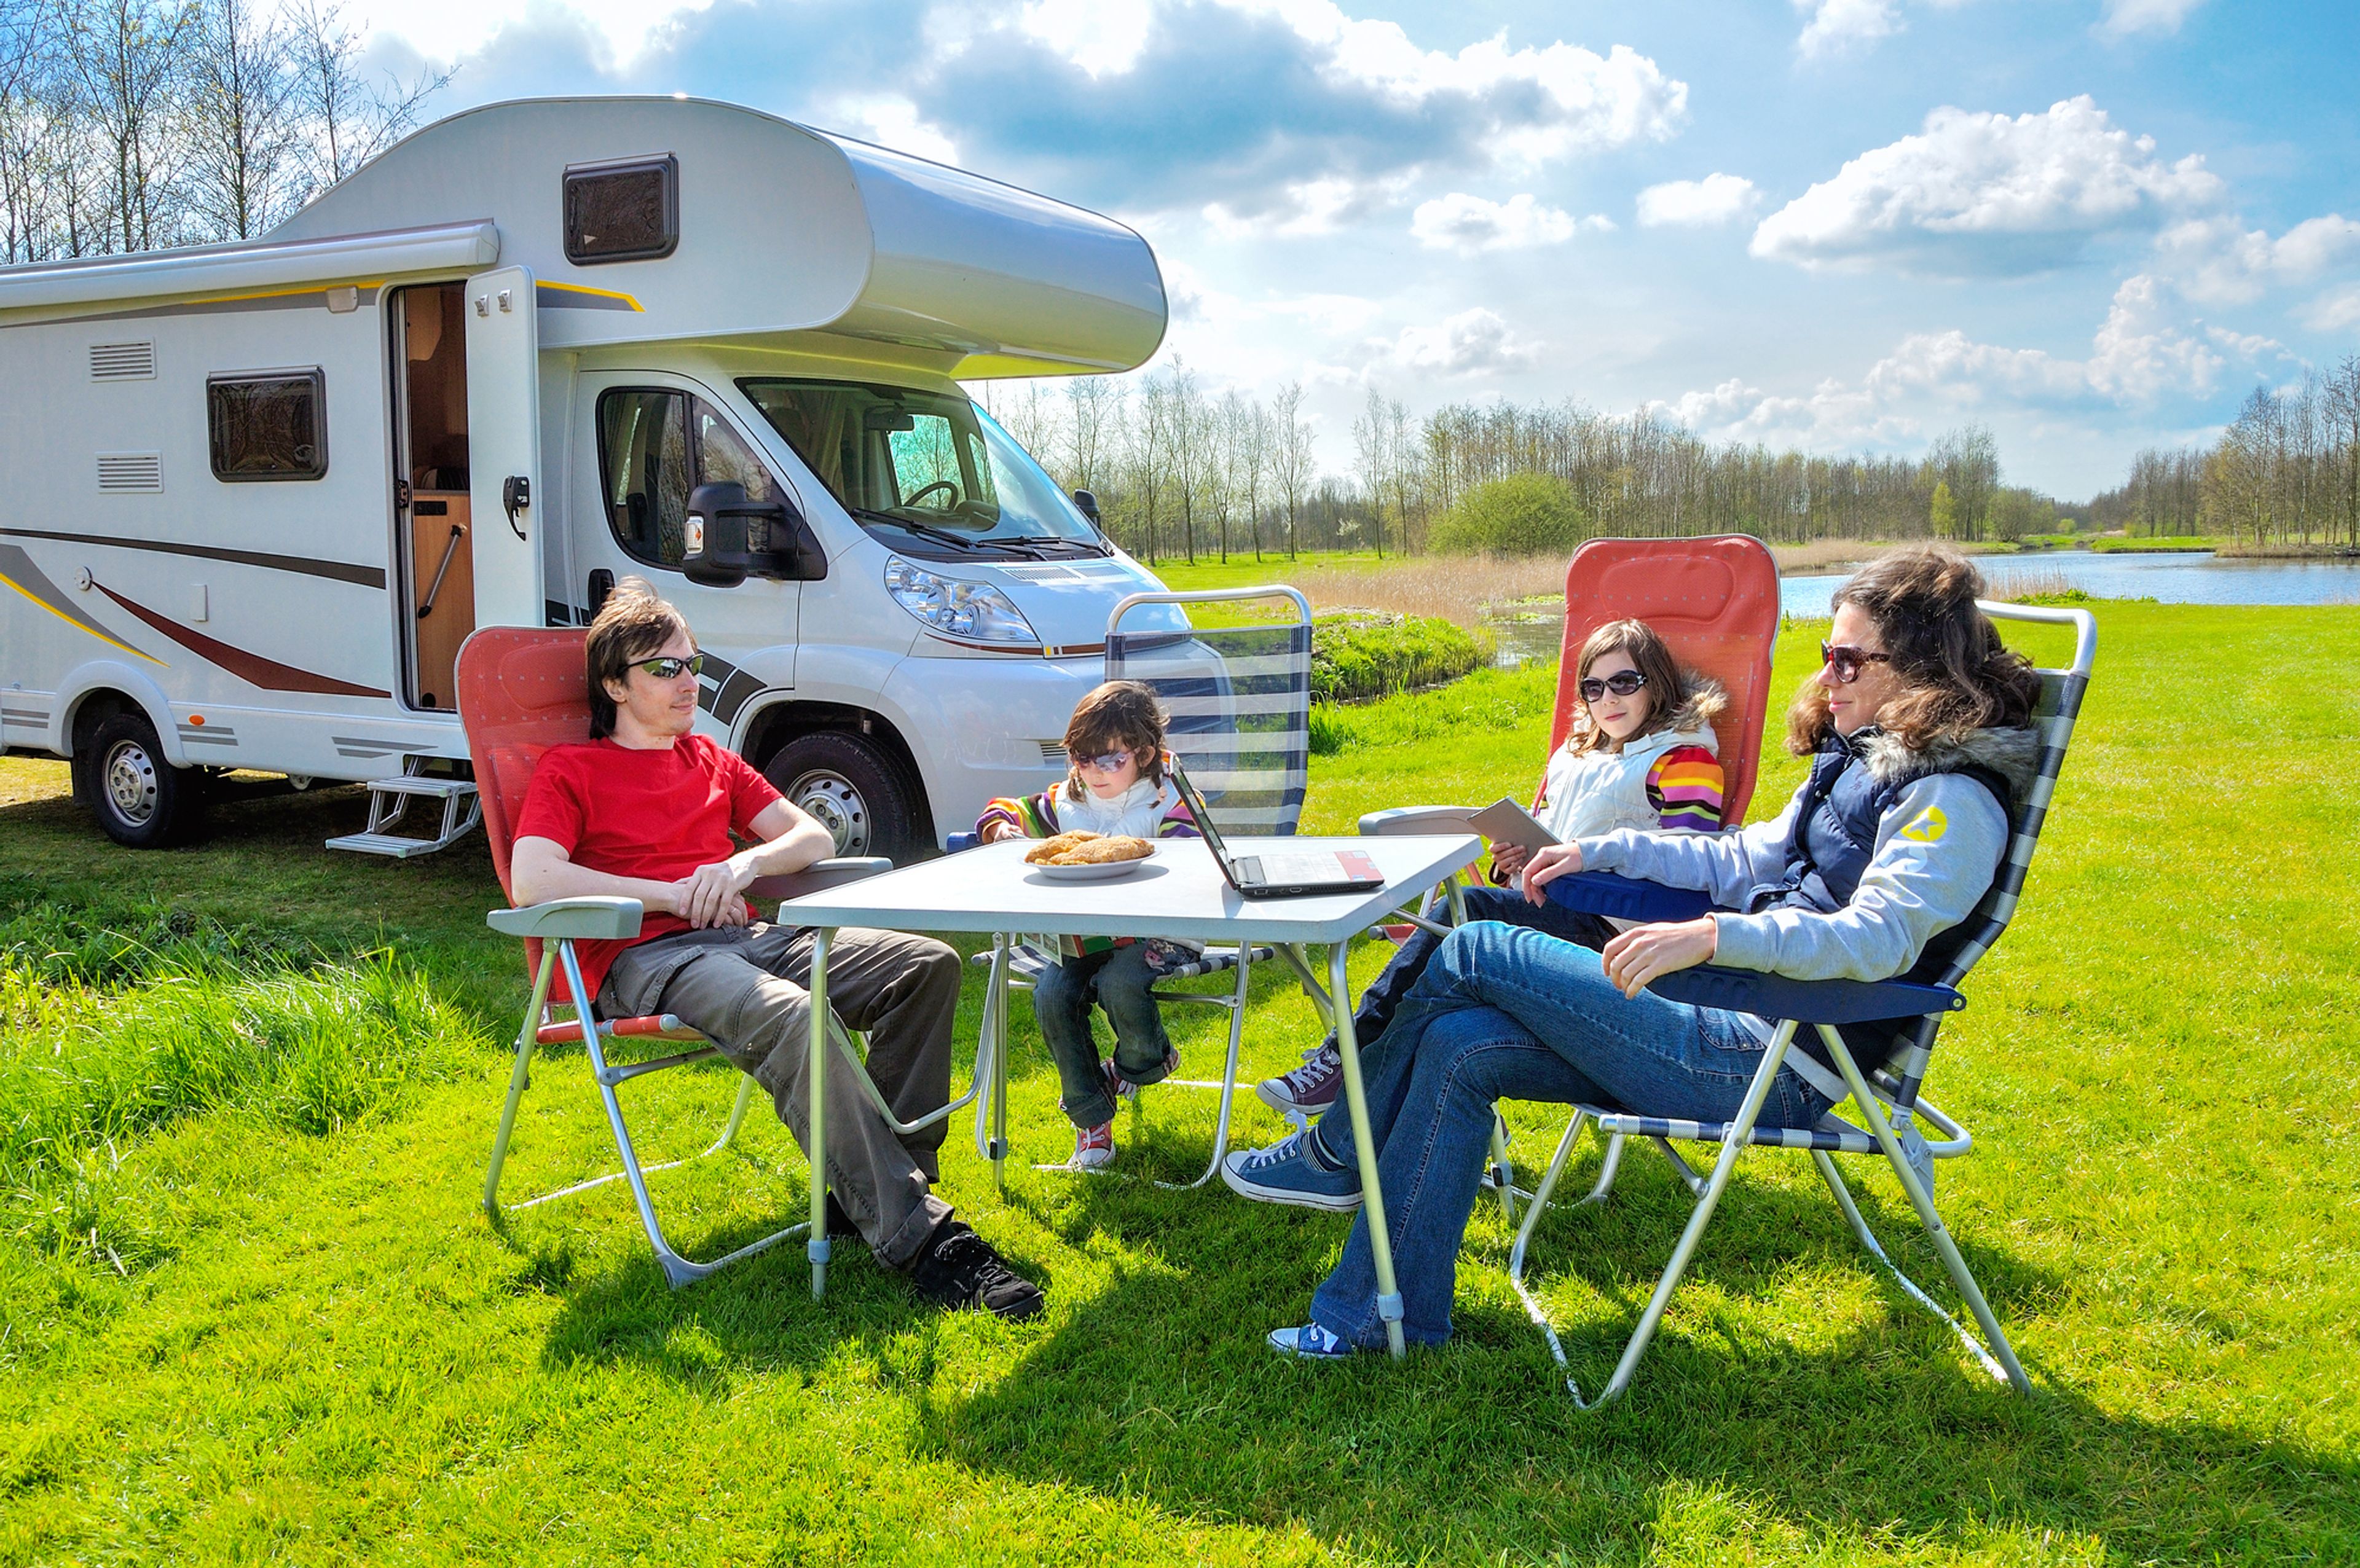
1309, 612, 1492, 704
2087, 535, 2220, 553
3, 602, 2358, 1564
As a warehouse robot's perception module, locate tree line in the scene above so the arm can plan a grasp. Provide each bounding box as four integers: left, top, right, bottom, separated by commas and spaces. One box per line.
0, 0, 444, 262
2087, 356, 2360, 549
981, 369, 2071, 565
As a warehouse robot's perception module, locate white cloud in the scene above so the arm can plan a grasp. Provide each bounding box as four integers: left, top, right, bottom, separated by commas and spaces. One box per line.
1019, 0, 1156, 76
1637, 173, 1760, 227
2097, 0, 2205, 39
1409, 192, 1608, 254
2155, 213, 2360, 304
1792, 0, 1973, 59
1751, 96, 2222, 276
1374, 307, 1538, 375
817, 93, 962, 165
1202, 174, 1411, 238
2302, 286, 2360, 334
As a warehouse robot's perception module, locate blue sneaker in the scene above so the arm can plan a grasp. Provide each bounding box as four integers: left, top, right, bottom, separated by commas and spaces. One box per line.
1269, 1322, 1356, 1359
1221, 1131, 1363, 1212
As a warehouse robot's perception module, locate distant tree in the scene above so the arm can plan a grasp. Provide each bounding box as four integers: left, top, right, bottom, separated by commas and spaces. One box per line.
1929, 480, 1958, 539
1428, 473, 1587, 556
1270, 380, 1311, 559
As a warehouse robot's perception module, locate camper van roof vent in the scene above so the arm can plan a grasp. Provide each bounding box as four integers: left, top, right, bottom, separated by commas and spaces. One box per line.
90, 340, 155, 381
96, 452, 163, 493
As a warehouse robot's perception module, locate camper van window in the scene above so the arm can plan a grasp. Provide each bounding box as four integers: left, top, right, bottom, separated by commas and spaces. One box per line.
564, 154, 679, 264
597, 388, 785, 569
739, 378, 1105, 561
208, 370, 326, 482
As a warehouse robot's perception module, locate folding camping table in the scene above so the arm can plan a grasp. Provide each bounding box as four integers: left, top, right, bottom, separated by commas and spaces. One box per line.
775, 831, 1484, 1358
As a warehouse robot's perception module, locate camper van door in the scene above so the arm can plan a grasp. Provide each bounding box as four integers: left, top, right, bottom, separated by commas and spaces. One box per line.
465, 265, 543, 631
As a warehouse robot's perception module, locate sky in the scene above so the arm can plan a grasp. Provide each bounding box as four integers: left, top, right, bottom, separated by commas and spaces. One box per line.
346, 0, 2360, 501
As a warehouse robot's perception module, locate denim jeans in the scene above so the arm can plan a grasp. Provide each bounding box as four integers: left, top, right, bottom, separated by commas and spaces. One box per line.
1307, 921, 1830, 1349
1337, 883, 1616, 1053
1032, 942, 1174, 1127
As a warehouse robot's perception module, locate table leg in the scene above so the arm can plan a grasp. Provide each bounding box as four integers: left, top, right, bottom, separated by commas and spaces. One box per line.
808, 926, 833, 1301
1326, 939, 1407, 1360
991, 936, 1010, 1194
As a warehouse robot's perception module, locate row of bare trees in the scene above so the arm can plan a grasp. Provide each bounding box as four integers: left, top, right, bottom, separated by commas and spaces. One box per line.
0, 0, 444, 263
2087, 357, 2360, 549
982, 368, 2053, 562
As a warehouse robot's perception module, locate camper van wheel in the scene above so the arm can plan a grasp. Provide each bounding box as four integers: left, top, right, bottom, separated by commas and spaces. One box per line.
763, 731, 918, 863
83, 712, 206, 848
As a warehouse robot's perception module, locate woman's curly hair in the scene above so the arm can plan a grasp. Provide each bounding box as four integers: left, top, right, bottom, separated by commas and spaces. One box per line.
1787, 544, 2041, 755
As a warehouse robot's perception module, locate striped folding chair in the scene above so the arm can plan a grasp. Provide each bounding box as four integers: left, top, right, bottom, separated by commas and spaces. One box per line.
1512, 600, 2094, 1406
959, 587, 1325, 1187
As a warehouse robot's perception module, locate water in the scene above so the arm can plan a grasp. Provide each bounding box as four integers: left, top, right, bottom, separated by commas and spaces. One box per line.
1485, 548, 2359, 665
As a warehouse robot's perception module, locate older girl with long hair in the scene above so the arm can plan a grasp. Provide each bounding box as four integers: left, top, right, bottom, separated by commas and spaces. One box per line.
1238, 545, 2042, 1358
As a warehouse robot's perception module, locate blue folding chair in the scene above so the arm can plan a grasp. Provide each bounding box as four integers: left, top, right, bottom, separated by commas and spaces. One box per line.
1506, 600, 2094, 1406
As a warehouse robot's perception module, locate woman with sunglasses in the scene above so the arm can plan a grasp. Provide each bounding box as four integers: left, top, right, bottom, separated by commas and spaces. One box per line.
1240, 544, 2043, 1358
1244, 619, 1726, 1140
975, 680, 1200, 1170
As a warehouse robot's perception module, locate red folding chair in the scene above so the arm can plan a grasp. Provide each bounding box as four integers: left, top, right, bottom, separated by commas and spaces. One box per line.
458, 627, 898, 1291
1358, 534, 1782, 1215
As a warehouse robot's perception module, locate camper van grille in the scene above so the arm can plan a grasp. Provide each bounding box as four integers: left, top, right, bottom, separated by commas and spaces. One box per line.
96, 452, 163, 492
89, 340, 156, 380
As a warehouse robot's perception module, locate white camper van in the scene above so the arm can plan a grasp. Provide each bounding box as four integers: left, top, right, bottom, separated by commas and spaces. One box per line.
0, 96, 1175, 861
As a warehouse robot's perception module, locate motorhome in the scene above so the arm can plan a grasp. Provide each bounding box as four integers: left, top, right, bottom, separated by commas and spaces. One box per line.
0, 96, 1173, 861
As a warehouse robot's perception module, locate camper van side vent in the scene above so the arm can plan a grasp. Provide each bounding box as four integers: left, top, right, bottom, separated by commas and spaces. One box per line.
90, 340, 156, 380
96, 452, 163, 493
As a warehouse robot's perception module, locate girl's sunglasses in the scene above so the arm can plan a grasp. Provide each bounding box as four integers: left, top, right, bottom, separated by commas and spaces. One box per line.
1579, 670, 1647, 703
1819, 643, 1893, 684
1068, 747, 1136, 772
632, 653, 706, 680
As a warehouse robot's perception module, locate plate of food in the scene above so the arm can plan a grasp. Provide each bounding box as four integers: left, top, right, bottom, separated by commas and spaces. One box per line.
1022, 831, 1159, 881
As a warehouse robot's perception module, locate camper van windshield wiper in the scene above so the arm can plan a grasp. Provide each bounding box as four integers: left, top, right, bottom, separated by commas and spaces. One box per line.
853, 509, 1053, 560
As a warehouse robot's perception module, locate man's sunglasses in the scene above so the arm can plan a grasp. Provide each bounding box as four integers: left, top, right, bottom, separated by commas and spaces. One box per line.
632, 653, 706, 680
1068, 747, 1136, 772
1579, 670, 1648, 703
1820, 643, 1893, 684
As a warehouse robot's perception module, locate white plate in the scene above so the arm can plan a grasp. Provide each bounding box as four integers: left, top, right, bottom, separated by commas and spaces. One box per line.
1027, 842, 1160, 881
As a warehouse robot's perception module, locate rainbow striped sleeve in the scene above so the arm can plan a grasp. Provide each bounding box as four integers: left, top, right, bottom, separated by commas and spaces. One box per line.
975, 789, 1060, 840
1646, 747, 1726, 833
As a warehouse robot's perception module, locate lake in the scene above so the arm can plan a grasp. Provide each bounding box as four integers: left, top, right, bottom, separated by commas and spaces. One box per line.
1486, 548, 2359, 666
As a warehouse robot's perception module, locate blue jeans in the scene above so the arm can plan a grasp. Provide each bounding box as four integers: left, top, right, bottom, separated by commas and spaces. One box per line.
1337, 883, 1615, 1052
1307, 922, 1830, 1349
1032, 943, 1173, 1127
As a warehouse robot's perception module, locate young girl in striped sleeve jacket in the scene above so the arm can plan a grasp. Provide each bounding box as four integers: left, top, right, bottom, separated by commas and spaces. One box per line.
1246, 619, 1728, 1131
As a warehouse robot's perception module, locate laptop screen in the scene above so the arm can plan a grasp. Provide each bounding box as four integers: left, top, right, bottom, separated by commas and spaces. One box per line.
1168, 761, 1242, 882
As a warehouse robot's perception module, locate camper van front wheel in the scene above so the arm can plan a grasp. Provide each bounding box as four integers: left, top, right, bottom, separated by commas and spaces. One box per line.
761, 731, 919, 863
83, 712, 205, 848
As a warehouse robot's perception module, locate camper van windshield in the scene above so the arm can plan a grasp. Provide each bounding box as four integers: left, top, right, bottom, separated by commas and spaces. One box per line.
739, 378, 1106, 560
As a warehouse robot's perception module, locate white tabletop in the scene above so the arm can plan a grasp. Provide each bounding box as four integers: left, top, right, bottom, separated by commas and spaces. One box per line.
774, 834, 1483, 946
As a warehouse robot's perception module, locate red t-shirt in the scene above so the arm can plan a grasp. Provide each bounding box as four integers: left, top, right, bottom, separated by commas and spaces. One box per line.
512, 734, 782, 1000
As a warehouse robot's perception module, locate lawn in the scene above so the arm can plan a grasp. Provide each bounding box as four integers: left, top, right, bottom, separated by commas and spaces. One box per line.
3, 603, 2356, 1564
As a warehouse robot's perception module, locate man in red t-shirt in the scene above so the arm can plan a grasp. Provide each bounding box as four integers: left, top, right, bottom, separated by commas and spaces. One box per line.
511, 578, 1040, 1319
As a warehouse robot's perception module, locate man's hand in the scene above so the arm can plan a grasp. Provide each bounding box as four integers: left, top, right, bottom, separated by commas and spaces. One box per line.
1490, 842, 1531, 883
1601, 917, 1717, 999
674, 852, 757, 929
1521, 842, 1584, 905
980, 820, 1018, 844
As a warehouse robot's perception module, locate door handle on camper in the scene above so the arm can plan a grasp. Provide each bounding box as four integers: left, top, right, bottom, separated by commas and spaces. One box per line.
417, 524, 467, 619
502, 476, 530, 541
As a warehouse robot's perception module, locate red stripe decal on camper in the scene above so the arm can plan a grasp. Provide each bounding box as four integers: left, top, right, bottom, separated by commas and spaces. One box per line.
93, 582, 390, 697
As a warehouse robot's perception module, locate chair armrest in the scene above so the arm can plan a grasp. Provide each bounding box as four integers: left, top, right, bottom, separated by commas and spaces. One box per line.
1544, 871, 1712, 923
487, 896, 645, 941
749, 857, 894, 902
1646, 964, 1964, 1025
945, 832, 980, 853
1358, 804, 1480, 837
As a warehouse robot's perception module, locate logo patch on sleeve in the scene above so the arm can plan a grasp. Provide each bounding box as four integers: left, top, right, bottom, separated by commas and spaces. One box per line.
1899, 806, 1948, 844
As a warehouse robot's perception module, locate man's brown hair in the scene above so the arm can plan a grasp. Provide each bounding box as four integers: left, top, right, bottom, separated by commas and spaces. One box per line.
1061, 680, 1168, 801
585, 575, 693, 739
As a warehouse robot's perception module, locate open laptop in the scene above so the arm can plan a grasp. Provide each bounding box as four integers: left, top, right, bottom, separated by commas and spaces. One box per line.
1169, 759, 1383, 898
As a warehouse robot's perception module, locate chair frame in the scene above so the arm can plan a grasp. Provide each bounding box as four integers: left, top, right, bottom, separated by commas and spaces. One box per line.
1504, 600, 2095, 1406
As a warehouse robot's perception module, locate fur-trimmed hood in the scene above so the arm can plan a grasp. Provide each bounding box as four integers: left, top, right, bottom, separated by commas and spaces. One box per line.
1858, 724, 2043, 806
1656, 675, 1726, 741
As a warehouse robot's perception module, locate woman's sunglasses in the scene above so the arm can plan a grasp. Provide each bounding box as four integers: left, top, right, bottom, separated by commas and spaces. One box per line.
632, 653, 706, 680
1819, 643, 1892, 684
1068, 747, 1136, 772
1579, 670, 1648, 703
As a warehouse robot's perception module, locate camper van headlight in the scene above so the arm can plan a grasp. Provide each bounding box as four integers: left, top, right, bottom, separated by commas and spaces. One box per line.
883, 557, 1040, 645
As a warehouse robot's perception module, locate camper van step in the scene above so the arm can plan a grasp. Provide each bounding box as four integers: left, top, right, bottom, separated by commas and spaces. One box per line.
364, 775, 479, 799
324, 830, 461, 859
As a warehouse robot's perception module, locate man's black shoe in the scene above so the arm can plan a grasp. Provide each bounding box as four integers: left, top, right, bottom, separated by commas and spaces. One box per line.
906, 1219, 1045, 1320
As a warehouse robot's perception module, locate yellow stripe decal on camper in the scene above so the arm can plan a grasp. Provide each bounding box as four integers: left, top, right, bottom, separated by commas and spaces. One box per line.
535, 281, 644, 312
0, 546, 165, 664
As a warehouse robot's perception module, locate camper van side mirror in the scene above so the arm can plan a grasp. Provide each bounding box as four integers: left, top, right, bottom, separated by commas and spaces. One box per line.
1070, 488, 1101, 524
683, 482, 826, 587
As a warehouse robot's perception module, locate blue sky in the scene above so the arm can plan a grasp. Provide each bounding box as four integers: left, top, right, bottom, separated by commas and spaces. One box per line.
352, 0, 2360, 499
